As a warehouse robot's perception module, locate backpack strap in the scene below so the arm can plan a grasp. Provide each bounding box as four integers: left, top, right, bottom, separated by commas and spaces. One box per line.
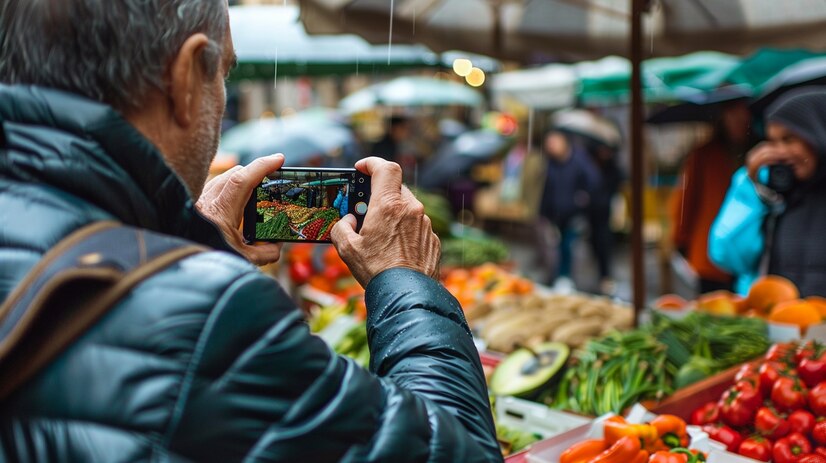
0, 221, 206, 400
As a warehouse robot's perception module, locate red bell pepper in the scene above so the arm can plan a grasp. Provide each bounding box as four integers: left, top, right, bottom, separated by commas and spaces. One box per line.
703, 423, 743, 452
774, 432, 813, 463
816, 447, 826, 457
756, 406, 791, 439
773, 377, 809, 412
789, 410, 817, 436
690, 402, 719, 426
812, 420, 826, 446
720, 381, 761, 427
739, 436, 773, 462
799, 342, 826, 388
810, 382, 826, 416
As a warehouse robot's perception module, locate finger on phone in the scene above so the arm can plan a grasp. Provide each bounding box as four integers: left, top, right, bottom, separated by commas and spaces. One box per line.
331, 214, 358, 246
356, 157, 402, 200
222, 154, 285, 209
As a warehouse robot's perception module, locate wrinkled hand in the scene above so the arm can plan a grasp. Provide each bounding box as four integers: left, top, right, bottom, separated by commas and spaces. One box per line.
196, 154, 284, 266
331, 157, 440, 287
746, 142, 785, 181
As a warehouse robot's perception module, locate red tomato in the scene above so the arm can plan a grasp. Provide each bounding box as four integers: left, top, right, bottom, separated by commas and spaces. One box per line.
774, 432, 813, 463
720, 381, 762, 427
813, 421, 826, 446
768, 342, 800, 365
810, 382, 826, 416
799, 343, 826, 388
756, 406, 791, 439
690, 402, 720, 426
703, 423, 743, 452
799, 455, 826, 463
288, 260, 313, 285
789, 410, 817, 436
772, 377, 809, 412
760, 361, 794, 397
739, 436, 773, 462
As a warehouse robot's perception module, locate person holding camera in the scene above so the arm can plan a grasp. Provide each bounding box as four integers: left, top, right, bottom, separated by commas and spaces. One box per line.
710, 87, 826, 297
0, 1, 500, 461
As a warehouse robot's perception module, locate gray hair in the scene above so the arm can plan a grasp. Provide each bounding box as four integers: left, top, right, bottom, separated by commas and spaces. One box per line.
0, 0, 227, 112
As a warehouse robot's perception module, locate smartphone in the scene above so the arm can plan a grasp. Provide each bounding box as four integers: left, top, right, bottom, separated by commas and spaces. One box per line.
244, 167, 370, 243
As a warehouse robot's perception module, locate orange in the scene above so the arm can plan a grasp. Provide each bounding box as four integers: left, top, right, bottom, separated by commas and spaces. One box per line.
768, 299, 822, 328
747, 275, 800, 316
653, 294, 688, 311
806, 296, 826, 318
697, 291, 737, 316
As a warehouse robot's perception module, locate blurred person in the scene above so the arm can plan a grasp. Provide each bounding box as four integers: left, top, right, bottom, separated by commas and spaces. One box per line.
584, 140, 624, 295
0, 2, 501, 463
539, 130, 600, 290
668, 99, 751, 294
710, 87, 826, 297
369, 115, 410, 164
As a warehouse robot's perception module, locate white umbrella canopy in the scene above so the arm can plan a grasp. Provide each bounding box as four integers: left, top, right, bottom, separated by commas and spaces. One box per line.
339, 76, 485, 114
298, 0, 826, 62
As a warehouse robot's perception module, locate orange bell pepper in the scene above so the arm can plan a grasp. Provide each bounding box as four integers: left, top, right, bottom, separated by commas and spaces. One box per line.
587, 436, 645, 463
559, 439, 608, 463
603, 416, 659, 450
649, 450, 689, 463
650, 414, 689, 449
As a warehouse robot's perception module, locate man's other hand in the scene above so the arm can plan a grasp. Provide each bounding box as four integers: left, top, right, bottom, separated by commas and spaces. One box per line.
197, 154, 284, 266
331, 157, 440, 287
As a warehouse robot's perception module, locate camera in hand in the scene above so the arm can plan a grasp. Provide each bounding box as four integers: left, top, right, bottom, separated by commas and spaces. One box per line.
766, 163, 796, 194
244, 167, 370, 243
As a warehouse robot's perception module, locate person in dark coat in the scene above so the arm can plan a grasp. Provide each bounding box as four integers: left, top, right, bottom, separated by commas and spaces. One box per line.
539, 130, 600, 288
742, 87, 826, 296
0, 1, 501, 462
369, 116, 411, 163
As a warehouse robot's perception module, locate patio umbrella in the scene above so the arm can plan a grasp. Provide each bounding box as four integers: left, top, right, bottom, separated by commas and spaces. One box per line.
229, 5, 439, 80
298, 0, 826, 62
219, 109, 357, 166
339, 76, 484, 114
552, 109, 622, 148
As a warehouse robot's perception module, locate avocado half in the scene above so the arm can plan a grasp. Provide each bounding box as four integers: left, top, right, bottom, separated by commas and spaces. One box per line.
490, 342, 570, 398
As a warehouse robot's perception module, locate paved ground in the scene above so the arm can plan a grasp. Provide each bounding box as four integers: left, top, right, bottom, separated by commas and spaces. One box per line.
486, 221, 696, 304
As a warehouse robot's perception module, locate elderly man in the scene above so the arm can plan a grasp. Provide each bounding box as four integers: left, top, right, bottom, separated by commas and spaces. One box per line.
0, 1, 500, 462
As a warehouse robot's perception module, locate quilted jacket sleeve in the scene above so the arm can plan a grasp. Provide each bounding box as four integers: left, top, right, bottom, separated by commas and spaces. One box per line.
166, 267, 501, 463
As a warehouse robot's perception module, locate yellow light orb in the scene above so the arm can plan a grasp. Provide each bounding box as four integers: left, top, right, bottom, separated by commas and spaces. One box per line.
466, 67, 485, 87
452, 58, 473, 77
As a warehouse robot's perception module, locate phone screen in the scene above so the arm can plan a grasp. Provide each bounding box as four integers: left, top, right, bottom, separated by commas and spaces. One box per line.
244, 167, 370, 243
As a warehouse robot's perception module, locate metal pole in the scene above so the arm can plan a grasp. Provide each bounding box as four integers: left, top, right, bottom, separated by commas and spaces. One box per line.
630, 0, 646, 325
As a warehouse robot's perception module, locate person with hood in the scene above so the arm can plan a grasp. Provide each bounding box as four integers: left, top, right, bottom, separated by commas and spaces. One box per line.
539, 130, 600, 289
669, 99, 752, 294
710, 87, 826, 297
0, 1, 501, 461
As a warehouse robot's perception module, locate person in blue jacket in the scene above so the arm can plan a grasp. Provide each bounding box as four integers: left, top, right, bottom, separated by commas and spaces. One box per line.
710, 87, 826, 297
0, 1, 502, 461
334, 185, 350, 217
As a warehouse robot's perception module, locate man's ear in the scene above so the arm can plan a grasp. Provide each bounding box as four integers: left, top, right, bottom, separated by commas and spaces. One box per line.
168, 33, 210, 128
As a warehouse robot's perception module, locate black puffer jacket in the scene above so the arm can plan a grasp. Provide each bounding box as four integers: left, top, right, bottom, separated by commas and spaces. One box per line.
0, 85, 501, 462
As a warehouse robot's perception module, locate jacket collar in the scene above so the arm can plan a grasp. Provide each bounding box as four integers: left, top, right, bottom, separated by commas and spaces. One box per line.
0, 85, 234, 252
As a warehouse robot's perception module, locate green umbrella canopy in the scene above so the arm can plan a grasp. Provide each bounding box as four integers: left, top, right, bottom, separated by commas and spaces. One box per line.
228, 5, 440, 80
301, 178, 350, 187
576, 51, 742, 107
725, 48, 826, 92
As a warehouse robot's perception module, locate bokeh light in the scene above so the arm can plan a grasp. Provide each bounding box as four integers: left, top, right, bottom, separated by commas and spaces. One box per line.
466, 67, 486, 87
452, 58, 473, 77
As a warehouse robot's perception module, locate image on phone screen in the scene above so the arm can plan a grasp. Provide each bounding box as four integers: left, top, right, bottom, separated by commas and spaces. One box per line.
244, 167, 370, 243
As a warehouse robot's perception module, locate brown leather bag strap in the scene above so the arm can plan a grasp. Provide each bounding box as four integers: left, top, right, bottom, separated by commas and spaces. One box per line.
0, 222, 206, 400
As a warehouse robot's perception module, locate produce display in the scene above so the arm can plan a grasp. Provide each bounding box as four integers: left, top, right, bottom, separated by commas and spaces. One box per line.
467, 291, 633, 352
534, 312, 770, 416
490, 342, 569, 398
334, 322, 369, 367
287, 244, 366, 317
496, 423, 541, 457
440, 235, 510, 268
657, 275, 826, 331
256, 201, 340, 241
560, 414, 705, 463
441, 263, 535, 317
689, 340, 826, 462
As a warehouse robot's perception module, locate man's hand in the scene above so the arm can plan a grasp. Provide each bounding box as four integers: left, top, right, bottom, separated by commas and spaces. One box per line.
331, 157, 440, 287
196, 154, 284, 266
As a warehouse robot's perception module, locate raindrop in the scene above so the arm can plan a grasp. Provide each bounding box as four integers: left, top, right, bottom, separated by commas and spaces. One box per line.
412, 6, 416, 36
387, 0, 395, 65
273, 48, 278, 90
527, 108, 535, 155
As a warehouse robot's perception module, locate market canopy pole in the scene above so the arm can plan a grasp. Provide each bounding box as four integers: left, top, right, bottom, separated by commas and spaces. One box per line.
630, 0, 647, 325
